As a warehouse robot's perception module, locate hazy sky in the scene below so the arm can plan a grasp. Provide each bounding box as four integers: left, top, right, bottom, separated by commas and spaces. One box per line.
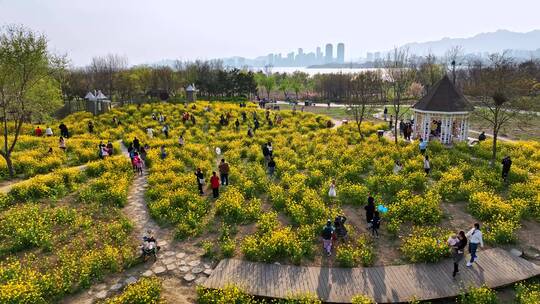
1, 0, 539, 66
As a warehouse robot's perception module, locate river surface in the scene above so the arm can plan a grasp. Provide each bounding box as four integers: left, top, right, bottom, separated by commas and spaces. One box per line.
248, 66, 380, 75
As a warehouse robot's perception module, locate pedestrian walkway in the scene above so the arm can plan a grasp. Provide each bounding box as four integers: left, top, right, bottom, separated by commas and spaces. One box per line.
204, 248, 540, 303
61, 142, 211, 303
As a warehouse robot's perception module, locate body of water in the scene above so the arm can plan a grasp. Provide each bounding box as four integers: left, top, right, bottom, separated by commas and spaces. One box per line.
248, 66, 380, 75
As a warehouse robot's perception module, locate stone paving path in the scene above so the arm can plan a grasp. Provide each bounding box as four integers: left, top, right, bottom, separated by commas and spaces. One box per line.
61, 141, 210, 304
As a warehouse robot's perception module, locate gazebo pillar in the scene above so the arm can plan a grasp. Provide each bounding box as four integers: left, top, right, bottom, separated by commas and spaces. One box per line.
459, 115, 469, 141
421, 113, 431, 141
440, 115, 453, 144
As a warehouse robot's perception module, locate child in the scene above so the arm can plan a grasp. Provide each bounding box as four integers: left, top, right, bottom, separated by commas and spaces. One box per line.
328, 180, 337, 198
370, 211, 381, 238
447, 234, 459, 247
132, 152, 144, 175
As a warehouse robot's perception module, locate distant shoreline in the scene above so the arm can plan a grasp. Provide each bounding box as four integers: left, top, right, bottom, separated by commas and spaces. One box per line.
307, 62, 375, 69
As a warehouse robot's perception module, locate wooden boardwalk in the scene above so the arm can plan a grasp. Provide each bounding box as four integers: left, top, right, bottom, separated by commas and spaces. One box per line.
203, 248, 540, 303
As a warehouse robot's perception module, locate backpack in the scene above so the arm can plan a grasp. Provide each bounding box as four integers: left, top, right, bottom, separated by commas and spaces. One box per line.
322, 226, 333, 239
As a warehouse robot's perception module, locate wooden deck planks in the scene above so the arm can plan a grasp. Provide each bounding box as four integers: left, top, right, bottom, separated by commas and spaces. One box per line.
203, 248, 540, 303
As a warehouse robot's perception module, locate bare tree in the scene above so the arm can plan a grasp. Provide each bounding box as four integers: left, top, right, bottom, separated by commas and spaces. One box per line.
348, 71, 382, 139
89, 54, 128, 100
465, 53, 530, 165
444, 45, 464, 85
383, 47, 417, 144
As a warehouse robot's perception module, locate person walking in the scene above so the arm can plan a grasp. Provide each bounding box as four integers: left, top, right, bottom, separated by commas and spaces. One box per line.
132, 152, 144, 176
106, 141, 114, 155
478, 131, 487, 142
365, 196, 376, 225
146, 127, 154, 138
58, 136, 66, 151
218, 159, 230, 186
370, 211, 381, 238
466, 223, 484, 267
383, 107, 388, 121
235, 119, 240, 130
210, 172, 220, 199
268, 157, 276, 176
393, 160, 403, 174
501, 156, 512, 182
160, 145, 167, 160
423, 155, 431, 175
321, 219, 335, 257
328, 179, 337, 199
449, 231, 467, 277
162, 124, 169, 138
195, 168, 205, 195
266, 142, 273, 157
133, 137, 140, 151
419, 138, 428, 154
59, 122, 69, 138
178, 135, 185, 147
88, 121, 94, 133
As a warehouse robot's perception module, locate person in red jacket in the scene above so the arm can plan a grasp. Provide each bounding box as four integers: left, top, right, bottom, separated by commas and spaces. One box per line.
210, 171, 220, 198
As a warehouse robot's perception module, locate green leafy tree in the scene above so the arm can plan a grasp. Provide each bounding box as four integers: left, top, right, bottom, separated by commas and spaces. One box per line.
290, 71, 308, 100
0, 25, 65, 177
255, 72, 275, 100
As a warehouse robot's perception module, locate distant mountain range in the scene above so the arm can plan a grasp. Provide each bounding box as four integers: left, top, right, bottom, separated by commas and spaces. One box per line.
146, 29, 540, 68
400, 29, 540, 56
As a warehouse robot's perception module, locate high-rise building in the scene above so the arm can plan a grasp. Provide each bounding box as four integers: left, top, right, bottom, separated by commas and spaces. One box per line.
337, 43, 345, 64
316, 47, 323, 63
267, 53, 274, 65
366, 52, 374, 62
325, 43, 333, 63
374, 52, 381, 60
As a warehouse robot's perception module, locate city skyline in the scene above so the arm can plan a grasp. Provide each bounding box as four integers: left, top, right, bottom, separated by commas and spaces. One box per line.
254, 43, 346, 68
2, 0, 540, 66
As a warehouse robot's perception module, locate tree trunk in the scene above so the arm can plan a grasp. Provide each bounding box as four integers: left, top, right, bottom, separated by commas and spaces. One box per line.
491, 129, 498, 166
2, 154, 14, 178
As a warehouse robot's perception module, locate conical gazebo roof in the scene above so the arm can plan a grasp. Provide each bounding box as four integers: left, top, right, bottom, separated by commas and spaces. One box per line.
413, 75, 473, 112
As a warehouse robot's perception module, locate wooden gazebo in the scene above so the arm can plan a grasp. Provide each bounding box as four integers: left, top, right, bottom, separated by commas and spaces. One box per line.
412, 75, 474, 144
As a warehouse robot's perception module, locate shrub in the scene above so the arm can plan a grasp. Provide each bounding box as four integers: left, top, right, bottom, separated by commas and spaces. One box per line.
387, 190, 442, 225
215, 186, 260, 224
400, 227, 450, 263
202, 240, 216, 259
458, 285, 498, 304
196, 285, 255, 304
468, 191, 525, 221
484, 215, 520, 244
351, 295, 375, 304
79, 172, 132, 207
436, 167, 465, 202
335, 235, 374, 267
338, 183, 369, 206
515, 280, 540, 304
104, 277, 162, 304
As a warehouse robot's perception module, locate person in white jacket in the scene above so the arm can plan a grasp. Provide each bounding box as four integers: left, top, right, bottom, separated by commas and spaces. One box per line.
466, 223, 484, 267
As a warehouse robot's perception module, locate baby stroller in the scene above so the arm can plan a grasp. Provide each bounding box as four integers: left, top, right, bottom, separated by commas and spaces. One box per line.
334, 215, 348, 240
141, 236, 160, 262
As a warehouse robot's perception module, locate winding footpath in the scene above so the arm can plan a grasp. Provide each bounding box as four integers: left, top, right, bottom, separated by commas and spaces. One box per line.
62, 142, 211, 304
